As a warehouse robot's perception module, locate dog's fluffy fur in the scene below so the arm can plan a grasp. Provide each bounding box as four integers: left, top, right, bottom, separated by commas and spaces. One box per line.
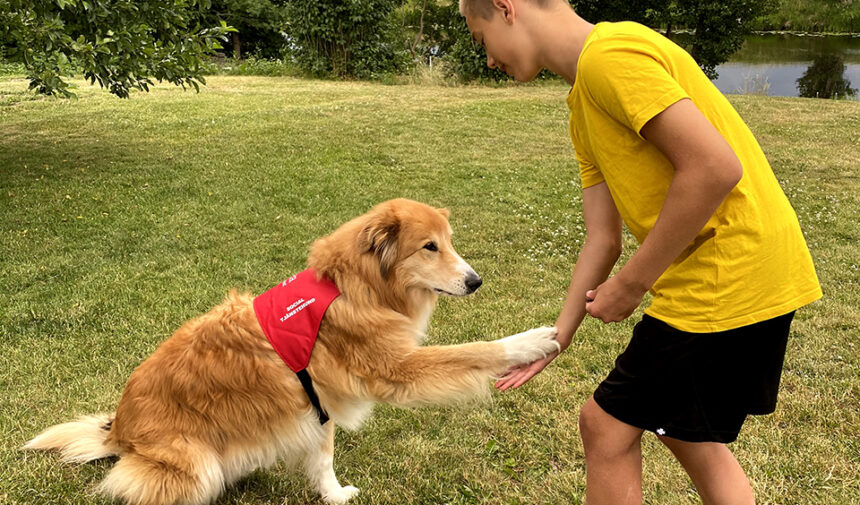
25, 199, 559, 505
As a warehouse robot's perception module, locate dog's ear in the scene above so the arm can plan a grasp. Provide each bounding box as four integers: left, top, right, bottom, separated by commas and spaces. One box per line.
436, 207, 450, 219
357, 210, 400, 278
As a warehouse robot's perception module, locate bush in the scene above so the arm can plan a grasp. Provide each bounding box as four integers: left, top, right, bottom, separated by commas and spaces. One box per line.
0, 58, 26, 77
283, 0, 408, 78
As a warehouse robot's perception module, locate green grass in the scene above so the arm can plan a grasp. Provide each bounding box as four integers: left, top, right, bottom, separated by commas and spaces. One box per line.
1, 75, 858, 505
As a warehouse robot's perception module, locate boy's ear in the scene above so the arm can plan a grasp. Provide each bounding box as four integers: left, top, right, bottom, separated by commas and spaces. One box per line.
357, 209, 400, 278
494, 0, 514, 21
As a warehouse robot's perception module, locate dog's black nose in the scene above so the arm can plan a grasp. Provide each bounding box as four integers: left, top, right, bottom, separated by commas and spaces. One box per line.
465, 273, 483, 293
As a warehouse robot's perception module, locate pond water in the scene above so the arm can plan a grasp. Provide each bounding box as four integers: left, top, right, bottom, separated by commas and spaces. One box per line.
676, 33, 860, 100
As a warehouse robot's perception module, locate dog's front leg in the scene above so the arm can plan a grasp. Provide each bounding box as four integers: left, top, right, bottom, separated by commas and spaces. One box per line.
303, 422, 358, 504
369, 326, 559, 406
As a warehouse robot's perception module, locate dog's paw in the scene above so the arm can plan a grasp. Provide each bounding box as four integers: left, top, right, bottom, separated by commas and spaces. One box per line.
497, 326, 560, 365
322, 485, 359, 504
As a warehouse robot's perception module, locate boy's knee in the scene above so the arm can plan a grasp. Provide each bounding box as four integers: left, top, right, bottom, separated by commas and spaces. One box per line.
579, 397, 642, 459
579, 398, 610, 449
578, 398, 599, 444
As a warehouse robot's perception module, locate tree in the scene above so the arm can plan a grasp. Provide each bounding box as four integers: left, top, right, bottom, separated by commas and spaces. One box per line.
426, 0, 777, 81
399, 0, 429, 59
671, 0, 776, 79
396, 0, 508, 81
0, 0, 234, 98
283, 0, 406, 78
572, 0, 666, 26
202, 0, 289, 59
572, 0, 777, 79
397, 0, 459, 60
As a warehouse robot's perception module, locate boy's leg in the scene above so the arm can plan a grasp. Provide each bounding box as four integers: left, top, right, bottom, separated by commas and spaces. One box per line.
657, 435, 755, 505
579, 396, 645, 505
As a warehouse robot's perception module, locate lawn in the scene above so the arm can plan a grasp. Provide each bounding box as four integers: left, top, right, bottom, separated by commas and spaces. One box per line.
1, 75, 858, 504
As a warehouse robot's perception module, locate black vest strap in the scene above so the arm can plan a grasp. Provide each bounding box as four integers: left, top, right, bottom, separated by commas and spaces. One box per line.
296, 369, 329, 425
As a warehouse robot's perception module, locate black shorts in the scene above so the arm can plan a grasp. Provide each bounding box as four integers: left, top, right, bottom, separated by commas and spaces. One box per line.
593, 311, 795, 444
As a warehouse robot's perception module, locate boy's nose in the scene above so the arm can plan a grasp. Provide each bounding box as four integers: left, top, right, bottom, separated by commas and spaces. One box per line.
487, 55, 496, 69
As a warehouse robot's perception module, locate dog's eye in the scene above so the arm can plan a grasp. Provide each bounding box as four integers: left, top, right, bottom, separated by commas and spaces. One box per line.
423, 242, 438, 252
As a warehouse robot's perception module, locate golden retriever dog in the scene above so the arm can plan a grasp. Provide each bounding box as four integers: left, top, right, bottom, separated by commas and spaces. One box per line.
24, 198, 559, 505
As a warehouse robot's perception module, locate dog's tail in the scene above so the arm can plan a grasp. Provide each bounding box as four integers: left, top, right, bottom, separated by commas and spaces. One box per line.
23, 413, 118, 463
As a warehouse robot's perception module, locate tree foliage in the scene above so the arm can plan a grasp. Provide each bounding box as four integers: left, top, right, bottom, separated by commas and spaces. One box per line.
0, 0, 233, 98
283, 0, 406, 78
396, 0, 449, 59
573, 0, 777, 79
573, 0, 666, 25
393, 0, 505, 81
0, 0, 780, 91
399, 0, 777, 81
201, 0, 288, 59
670, 0, 776, 79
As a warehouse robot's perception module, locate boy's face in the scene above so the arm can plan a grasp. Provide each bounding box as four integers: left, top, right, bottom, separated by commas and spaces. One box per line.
464, 0, 541, 82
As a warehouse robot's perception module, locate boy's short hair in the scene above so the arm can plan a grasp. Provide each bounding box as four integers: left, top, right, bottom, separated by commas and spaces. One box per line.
459, 0, 560, 20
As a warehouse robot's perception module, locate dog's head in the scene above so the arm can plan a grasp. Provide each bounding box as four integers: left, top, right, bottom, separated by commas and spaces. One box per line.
356, 199, 482, 296
310, 199, 482, 298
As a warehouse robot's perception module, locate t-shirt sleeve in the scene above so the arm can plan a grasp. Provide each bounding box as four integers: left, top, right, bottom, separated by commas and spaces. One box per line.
579, 37, 690, 138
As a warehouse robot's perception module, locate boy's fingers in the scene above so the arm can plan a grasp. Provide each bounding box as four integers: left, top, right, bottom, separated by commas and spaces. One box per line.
511, 361, 547, 390
496, 349, 562, 391
501, 357, 552, 391
499, 367, 531, 390
495, 368, 524, 389
499, 373, 527, 391
496, 375, 518, 390
510, 371, 537, 390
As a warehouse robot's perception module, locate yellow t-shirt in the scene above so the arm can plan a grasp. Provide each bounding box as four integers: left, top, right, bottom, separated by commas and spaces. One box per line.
567, 21, 822, 332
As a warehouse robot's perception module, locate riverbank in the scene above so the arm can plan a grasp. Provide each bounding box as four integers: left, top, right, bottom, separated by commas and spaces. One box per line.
754, 30, 860, 37
754, 0, 860, 33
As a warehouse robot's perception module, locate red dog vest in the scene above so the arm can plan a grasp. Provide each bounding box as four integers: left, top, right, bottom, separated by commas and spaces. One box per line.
253, 268, 340, 423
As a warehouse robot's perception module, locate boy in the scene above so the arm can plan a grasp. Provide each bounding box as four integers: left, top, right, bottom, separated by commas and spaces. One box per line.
459, 0, 822, 504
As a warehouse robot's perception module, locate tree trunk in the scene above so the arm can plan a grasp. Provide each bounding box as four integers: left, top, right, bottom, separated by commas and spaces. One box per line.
411, 0, 427, 59
232, 32, 241, 60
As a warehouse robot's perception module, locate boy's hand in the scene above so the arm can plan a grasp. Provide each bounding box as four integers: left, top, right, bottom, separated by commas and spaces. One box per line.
495, 325, 568, 391
495, 348, 560, 391
585, 274, 647, 323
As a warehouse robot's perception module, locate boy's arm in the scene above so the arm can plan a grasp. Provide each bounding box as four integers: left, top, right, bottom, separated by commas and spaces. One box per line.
585, 98, 743, 323
495, 181, 622, 391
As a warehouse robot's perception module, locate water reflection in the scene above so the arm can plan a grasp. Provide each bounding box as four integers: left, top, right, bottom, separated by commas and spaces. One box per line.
796, 54, 857, 99
671, 33, 860, 99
